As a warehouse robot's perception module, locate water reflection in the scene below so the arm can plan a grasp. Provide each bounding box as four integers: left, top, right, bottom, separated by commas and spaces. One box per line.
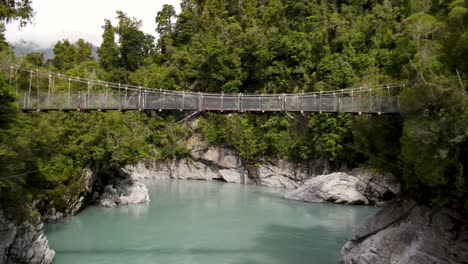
114, 203, 149, 217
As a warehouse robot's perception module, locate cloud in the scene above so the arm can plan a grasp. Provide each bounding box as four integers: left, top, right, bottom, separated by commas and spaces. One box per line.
5, 0, 181, 48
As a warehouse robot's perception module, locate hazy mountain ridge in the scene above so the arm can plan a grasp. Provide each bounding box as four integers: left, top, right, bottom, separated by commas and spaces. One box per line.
12, 41, 98, 60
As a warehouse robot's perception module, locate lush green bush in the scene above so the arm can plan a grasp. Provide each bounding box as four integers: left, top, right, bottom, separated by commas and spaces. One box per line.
400, 82, 468, 209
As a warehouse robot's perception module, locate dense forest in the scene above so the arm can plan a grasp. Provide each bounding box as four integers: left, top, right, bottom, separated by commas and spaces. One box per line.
0, 0, 467, 221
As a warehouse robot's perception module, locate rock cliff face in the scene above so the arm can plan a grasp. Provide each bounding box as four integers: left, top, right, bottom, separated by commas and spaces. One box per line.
124, 136, 328, 189
341, 200, 468, 264
0, 164, 100, 264
0, 212, 54, 264
284, 170, 399, 205
40, 164, 98, 222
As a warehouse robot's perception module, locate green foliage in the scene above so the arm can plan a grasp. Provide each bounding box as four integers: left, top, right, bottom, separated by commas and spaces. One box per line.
141, 112, 191, 160
400, 82, 468, 207
2, 0, 468, 218
353, 115, 403, 176
98, 20, 120, 71
52, 39, 94, 71
198, 113, 347, 163
309, 114, 354, 162
24, 52, 44, 67
0, 75, 16, 127
116, 11, 152, 72
0, 0, 33, 26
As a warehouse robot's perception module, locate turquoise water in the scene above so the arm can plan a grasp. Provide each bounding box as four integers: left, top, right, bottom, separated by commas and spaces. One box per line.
46, 180, 376, 264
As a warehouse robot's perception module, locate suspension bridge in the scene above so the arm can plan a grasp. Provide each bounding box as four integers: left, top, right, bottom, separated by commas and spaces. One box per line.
2, 64, 401, 114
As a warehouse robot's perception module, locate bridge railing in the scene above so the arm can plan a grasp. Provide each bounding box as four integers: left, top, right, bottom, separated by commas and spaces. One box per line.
16, 91, 400, 114
2, 63, 400, 114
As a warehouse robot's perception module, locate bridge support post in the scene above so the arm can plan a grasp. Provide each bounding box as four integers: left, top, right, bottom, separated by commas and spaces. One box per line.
281, 94, 286, 112
144, 89, 147, 110
333, 92, 336, 112
78, 91, 81, 111
36, 69, 40, 110
181, 91, 185, 111
138, 88, 142, 111
118, 83, 121, 110
87, 81, 91, 109
261, 94, 264, 113
319, 91, 322, 113
67, 78, 71, 109
27, 71, 32, 109
313, 94, 317, 112
105, 84, 109, 109
48, 75, 52, 108
125, 87, 128, 108
299, 93, 303, 113
198, 92, 202, 112
221, 92, 224, 112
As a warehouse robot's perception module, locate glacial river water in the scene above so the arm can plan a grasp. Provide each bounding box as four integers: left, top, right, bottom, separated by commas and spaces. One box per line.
45, 180, 376, 264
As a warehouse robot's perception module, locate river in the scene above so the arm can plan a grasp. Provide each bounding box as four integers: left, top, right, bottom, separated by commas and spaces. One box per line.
45, 180, 376, 264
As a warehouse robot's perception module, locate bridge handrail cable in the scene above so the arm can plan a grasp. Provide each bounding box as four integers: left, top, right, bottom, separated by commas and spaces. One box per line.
0, 63, 403, 97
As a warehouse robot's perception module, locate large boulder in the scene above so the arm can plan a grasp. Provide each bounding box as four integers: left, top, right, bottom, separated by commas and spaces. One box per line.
219, 169, 243, 183
0, 212, 55, 264
341, 200, 468, 264
285, 172, 369, 204
95, 177, 150, 208
285, 170, 399, 205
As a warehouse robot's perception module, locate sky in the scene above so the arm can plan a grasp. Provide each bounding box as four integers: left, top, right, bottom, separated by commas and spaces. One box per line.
5, 0, 181, 48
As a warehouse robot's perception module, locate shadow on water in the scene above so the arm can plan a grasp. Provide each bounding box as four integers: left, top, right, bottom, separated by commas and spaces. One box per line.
55, 224, 343, 264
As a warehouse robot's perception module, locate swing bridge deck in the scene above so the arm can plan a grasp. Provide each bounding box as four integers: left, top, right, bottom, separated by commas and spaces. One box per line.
16, 90, 400, 114
3, 64, 401, 114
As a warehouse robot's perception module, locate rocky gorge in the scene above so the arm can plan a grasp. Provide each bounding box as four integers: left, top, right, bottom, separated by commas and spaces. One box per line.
2, 136, 466, 264
124, 136, 400, 207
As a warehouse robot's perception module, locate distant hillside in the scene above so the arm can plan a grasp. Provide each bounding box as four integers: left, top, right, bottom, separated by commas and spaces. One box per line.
12, 41, 55, 59
11, 41, 99, 60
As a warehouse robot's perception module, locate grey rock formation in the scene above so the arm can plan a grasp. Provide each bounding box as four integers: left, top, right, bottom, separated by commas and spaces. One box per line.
285, 170, 399, 205
170, 160, 223, 181
123, 161, 171, 180
95, 177, 150, 208
341, 200, 468, 264
285, 172, 369, 204
255, 160, 310, 189
352, 169, 400, 205
124, 139, 326, 189
219, 169, 242, 183
0, 212, 55, 264
41, 164, 97, 222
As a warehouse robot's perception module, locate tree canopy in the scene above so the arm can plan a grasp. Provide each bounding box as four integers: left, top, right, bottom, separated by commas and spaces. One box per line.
1, 0, 468, 218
